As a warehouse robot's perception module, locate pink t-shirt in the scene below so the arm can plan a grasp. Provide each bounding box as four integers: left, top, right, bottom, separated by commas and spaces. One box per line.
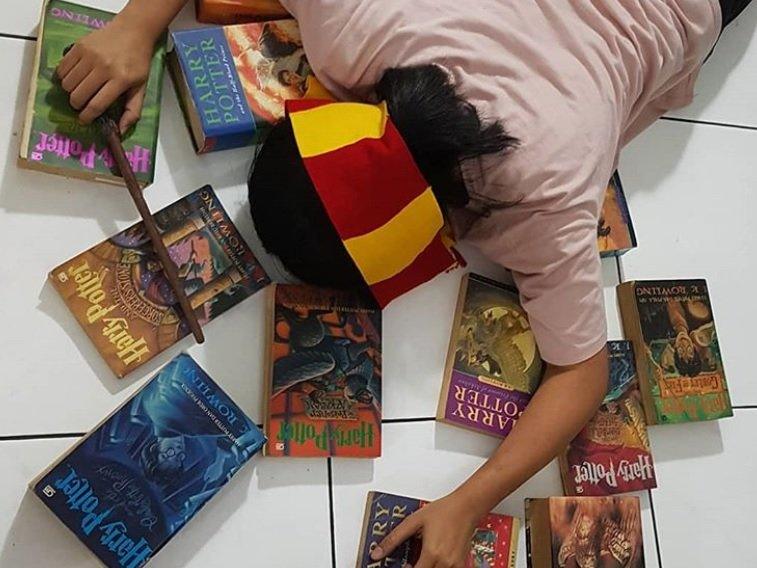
279, 0, 721, 365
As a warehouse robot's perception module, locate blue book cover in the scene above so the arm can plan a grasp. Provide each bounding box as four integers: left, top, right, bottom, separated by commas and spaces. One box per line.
31, 353, 266, 568
598, 171, 638, 258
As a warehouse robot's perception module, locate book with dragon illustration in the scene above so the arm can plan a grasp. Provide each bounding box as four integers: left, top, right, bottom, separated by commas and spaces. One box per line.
264, 284, 382, 457
19, 0, 165, 187
356, 492, 519, 568
31, 353, 266, 568
437, 273, 544, 438
195, 0, 289, 24
169, 19, 311, 153
525, 496, 645, 568
559, 341, 657, 496
617, 279, 732, 424
598, 172, 637, 258
49, 185, 270, 377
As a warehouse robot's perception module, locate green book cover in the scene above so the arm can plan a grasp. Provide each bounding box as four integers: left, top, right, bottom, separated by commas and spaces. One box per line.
19, 0, 165, 187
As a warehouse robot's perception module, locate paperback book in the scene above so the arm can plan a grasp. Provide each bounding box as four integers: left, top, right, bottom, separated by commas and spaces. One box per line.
357, 492, 519, 568
264, 284, 382, 457
525, 496, 645, 568
559, 341, 657, 496
50, 185, 270, 377
597, 172, 637, 258
19, 0, 166, 187
169, 19, 311, 153
31, 353, 266, 568
437, 273, 544, 438
617, 279, 733, 424
195, 0, 290, 24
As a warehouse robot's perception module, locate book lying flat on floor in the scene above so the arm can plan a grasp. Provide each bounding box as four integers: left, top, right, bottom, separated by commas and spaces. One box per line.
525, 496, 645, 568
31, 353, 266, 568
195, 0, 290, 24
437, 273, 544, 439
617, 279, 733, 424
264, 284, 382, 457
19, 0, 166, 187
559, 341, 657, 496
49, 186, 270, 377
356, 491, 519, 568
597, 172, 637, 258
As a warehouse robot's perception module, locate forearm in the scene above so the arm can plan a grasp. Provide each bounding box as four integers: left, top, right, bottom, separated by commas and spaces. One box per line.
455, 347, 609, 516
117, 0, 189, 40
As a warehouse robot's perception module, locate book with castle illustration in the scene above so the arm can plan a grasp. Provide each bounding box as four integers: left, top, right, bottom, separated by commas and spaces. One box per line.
617, 279, 733, 424
169, 19, 311, 153
437, 273, 544, 438
559, 341, 657, 497
356, 492, 519, 568
31, 353, 266, 568
264, 284, 382, 458
19, 0, 166, 187
597, 172, 637, 258
525, 496, 645, 568
49, 185, 270, 377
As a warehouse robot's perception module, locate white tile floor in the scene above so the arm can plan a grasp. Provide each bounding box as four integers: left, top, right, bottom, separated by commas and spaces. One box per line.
1, 2, 755, 567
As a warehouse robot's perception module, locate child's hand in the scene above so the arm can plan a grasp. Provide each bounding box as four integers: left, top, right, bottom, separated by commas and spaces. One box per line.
56, 14, 156, 133
370, 493, 480, 568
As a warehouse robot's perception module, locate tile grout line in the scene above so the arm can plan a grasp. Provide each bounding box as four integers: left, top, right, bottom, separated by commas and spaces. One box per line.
647, 489, 664, 568
327, 457, 337, 568
382, 416, 436, 424
733, 405, 757, 410
0, 32, 36, 42
660, 115, 757, 132
0, 432, 85, 442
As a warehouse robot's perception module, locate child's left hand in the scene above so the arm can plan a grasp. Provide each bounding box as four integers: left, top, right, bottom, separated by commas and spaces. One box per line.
370, 492, 480, 568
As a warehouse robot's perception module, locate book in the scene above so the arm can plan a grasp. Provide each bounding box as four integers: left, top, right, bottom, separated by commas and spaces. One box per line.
437, 273, 544, 438
598, 172, 637, 258
30, 353, 266, 568
264, 284, 382, 457
169, 20, 311, 153
195, 0, 289, 24
19, 0, 166, 187
617, 279, 733, 424
49, 185, 270, 377
525, 496, 644, 568
559, 341, 657, 496
356, 492, 519, 568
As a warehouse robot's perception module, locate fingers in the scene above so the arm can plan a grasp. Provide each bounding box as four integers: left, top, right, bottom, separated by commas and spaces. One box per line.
56, 44, 81, 79
69, 68, 109, 112
119, 84, 147, 134
59, 58, 92, 93
79, 80, 126, 124
371, 513, 423, 561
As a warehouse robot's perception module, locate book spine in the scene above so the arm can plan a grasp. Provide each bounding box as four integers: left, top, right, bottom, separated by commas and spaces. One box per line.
508, 517, 520, 568
557, 451, 577, 497
355, 492, 375, 568
436, 273, 470, 421
262, 284, 277, 457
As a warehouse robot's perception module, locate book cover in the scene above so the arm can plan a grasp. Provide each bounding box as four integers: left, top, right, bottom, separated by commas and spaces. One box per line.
264, 284, 382, 458
195, 0, 290, 24
559, 341, 657, 496
525, 496, 644, 568
617, 279, 733, 424
169, 20, 310, 153
437, 273, 544, 438
49, 185, 270, 377
356, 491, 519, 568
598, 172, 637, 258
19, 0, 165, 187
31, 353, 266, 568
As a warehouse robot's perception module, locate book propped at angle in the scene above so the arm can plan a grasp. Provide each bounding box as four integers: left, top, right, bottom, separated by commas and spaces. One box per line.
617, 279, 733, 424
356, 492, 519, 568
50, 185, 270, 377
264, 284, 382, 457
31, 354, 266, 568
598, 172, 637, 258
195, 0, 290, 24
525, 496, 645, 568
559, 341, 657, 497
437, 273, 544, 438
19, 0, 165, 187
169, 20, 311, 153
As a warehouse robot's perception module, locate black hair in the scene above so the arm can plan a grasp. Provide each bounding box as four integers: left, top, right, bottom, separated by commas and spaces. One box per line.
674, 347, 703, 378
249, 64, 517, 288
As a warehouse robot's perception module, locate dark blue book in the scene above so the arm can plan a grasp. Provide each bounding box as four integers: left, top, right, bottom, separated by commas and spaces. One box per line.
31, 353, 266, 568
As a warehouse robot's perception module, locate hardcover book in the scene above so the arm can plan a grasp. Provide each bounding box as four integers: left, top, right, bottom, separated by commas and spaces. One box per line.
437, 273, 544, 438
559, 341, 657, 496
356, 492, 519, 568
525, 496, 645, 568
598, 172, 637, 258
31, 353, 266, 568
19, 0, 166, 187
264, 284, 382, 457
49, 185, 270, 377
617, 279, 733, 424
195, 0, 289, 24
169, 20, 311, 153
